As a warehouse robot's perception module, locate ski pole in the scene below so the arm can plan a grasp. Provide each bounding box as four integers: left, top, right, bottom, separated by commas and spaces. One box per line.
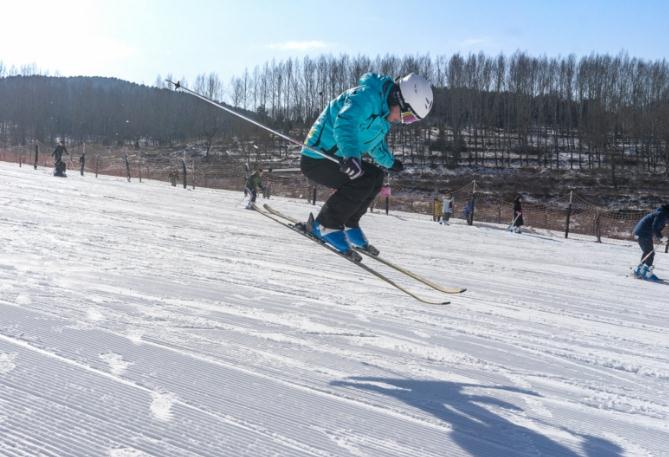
637, 249, 656, 269
167, 80, 340, 165
507, 213, 520, 231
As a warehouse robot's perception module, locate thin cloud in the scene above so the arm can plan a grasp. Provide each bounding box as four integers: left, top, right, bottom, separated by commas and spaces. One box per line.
460, 38, 490, 48
267, 40, 329, 51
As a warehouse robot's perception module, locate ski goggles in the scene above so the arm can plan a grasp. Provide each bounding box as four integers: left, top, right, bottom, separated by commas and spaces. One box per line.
395, 84, 421, 125
400, 109, 419, 125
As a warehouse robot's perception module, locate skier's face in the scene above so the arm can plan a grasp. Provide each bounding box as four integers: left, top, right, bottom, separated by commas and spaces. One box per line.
387, 105, 401, 123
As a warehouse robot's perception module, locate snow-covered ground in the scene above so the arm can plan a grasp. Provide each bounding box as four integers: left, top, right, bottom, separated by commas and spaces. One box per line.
0, 161, 667, 457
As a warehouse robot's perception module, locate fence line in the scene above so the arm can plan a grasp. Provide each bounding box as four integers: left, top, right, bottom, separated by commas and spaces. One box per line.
383, 180, 649, 242
0, 145, 653, 242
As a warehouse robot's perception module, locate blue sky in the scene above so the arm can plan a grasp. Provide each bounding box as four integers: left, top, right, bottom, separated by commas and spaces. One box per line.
0, 0, 667, 86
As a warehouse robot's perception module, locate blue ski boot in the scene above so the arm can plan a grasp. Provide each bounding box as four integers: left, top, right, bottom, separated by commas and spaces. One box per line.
643, 266, 660, 282
306, 214, 359, 260
633, 265, 645, 278
345, 227, 380, 256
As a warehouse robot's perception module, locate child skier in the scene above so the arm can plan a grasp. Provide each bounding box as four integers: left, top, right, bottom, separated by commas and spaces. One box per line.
244, 168, 265, 209
441, 194, 454, 225
300, 72, 433, 255
633, 204, 669, 281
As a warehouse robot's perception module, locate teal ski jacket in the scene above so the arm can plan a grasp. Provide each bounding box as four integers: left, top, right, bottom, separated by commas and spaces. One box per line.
301, 73, 396, 169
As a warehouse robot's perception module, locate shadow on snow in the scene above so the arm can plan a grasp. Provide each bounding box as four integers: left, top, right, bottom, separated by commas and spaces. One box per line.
330, 377, 622, 457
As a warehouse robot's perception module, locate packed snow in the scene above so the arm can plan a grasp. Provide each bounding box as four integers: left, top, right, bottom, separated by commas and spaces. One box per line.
0, 161, 667, 457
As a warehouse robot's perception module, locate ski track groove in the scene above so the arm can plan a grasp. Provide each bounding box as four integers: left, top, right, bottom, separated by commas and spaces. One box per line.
0, 305, 468, 456
0, 333, 335, 457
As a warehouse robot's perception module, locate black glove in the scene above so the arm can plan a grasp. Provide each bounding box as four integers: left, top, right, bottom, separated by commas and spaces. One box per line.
389, 159, 404, 172
340, 157, 364, 179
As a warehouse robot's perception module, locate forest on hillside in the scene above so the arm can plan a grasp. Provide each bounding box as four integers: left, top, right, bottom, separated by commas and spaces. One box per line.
1, 51, 668, 174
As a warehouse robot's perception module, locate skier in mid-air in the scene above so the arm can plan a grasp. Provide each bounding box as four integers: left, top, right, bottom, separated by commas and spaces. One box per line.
299, 72, 433, 255
633, 204, 669, 281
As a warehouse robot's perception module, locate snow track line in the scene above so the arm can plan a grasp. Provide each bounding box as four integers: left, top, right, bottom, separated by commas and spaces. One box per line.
0, 304, 460, 433
396, 303, 663, 394
0, 333, 348, 457
135, 335, 456, 433
146, 339, 452, 439
0, 333, 151, 392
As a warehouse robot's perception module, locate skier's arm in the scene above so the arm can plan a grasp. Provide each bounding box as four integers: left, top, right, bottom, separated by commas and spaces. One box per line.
368, 138, 395, 169
653, 213, 667, 240
333, 89, 373, 160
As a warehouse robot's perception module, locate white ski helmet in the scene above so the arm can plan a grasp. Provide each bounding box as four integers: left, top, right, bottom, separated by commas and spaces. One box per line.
397, 73, 434, 122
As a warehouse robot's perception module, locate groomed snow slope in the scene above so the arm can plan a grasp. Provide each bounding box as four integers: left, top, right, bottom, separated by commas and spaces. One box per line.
0, 161, 667, 457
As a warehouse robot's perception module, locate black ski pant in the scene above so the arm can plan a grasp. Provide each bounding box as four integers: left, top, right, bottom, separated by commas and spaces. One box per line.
638, 236, 655, 267
301, 155, 384, 229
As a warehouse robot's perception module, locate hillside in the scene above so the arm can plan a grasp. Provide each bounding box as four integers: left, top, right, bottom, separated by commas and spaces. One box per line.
0, 161, 667, 456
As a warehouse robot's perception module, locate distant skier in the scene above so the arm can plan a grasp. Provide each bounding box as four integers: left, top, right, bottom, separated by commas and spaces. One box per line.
262, 168, 272, 199
79, 152, 86, 176
244, 167, 265, 209
52, 140, 68, 177
168, 170, 178, 186
511, 195, 524, 233
632, 204, 669, 281
433, 195, 443, 223
463, 199, 475, 226
299, 72, 433, 255
441, 194, 454, 225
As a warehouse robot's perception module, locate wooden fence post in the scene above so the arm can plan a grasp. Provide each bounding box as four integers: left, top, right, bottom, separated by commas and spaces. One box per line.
594, 211, 602, 243
468, 180, 477, 225
565, 190, 573, 238
124, 154, 131, 182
